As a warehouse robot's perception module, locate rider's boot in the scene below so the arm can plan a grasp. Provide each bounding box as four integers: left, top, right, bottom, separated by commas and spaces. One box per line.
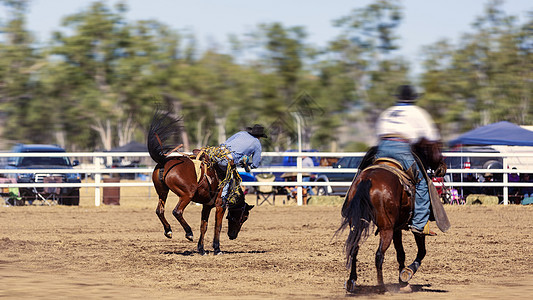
410, 222, 437, 236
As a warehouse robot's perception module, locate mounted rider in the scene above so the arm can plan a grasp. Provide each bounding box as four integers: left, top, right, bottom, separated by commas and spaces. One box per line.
374, 85, 441, 236
215, 124, 267, 204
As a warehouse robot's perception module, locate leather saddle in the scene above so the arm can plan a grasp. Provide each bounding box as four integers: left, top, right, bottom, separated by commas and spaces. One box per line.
366, 157, 418, 208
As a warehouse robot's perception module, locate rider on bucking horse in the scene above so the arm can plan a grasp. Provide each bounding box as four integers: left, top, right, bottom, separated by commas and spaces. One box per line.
365, 85, 442, 236
215, 124, 267, 204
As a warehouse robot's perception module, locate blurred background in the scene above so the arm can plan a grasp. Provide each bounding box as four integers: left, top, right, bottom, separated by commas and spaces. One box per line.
0, 0, 531, 153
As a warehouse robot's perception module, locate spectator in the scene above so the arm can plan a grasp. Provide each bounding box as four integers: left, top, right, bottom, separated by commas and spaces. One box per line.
302, 156, 314, 168
462, 173, 480, 198
302, 156, 315, 195
282, 173, 309, 204
508, 168, 520, 196
481, 173, 498, 196
520, 173, 533, 198
521, 173, 533, 205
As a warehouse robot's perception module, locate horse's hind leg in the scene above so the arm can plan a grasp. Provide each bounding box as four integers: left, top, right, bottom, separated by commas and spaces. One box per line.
155, 185, 172, 238
345, 246, 359, 293
393, 230, 411, 291
400, 233, 427, 283
393, 230, 406, 271
197, 205, 213, 255
376, 229, 393, 290
172, 195, 194, 241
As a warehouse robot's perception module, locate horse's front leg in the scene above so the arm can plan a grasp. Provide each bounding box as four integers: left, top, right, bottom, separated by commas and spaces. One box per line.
197, 204, 213, 255
400, 233, 427, 283
376, 229, 393, 292
155, 185, 172, 238
212, 204, 226, 255
172, 195, 194, 241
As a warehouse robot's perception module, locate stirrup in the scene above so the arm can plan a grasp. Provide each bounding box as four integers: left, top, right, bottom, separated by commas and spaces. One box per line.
411, 223, 437, 236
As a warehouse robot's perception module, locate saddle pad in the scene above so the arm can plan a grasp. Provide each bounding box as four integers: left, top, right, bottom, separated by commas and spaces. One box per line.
192, 159, 202, 183
374, 157, 403, 170
364, 164, 414, 195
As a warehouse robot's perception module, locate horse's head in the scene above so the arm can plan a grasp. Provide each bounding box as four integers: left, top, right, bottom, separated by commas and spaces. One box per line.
412, 138, 447, 177
226, 191, 254, 240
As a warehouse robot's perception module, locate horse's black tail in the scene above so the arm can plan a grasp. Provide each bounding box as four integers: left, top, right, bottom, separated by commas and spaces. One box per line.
337, 179, 376, 268
147, 106, 183, 165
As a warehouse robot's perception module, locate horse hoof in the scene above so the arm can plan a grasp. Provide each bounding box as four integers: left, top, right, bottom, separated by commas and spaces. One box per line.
399, 283, 412, 293
185, 234, 193, 242
214, 250, 223, 255
345, 279, 357, 293
198, 250, 206, 256
400, 267, 414, 283
164, 231, 172, 239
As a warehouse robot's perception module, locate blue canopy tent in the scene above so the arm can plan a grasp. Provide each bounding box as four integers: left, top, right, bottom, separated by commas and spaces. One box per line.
448, 121, 533, 147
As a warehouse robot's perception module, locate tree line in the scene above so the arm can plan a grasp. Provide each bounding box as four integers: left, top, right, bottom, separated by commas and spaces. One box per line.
0, 0, 531, 152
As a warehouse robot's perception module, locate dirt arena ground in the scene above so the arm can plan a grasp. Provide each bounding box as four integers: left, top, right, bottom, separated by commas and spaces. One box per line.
2, 186, 533, 299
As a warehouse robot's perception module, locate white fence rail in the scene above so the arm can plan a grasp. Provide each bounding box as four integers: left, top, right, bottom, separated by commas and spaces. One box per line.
1, 151, 533, 206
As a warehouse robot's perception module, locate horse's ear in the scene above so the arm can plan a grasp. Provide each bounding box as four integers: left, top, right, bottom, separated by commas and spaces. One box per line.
247, 204, 254, 210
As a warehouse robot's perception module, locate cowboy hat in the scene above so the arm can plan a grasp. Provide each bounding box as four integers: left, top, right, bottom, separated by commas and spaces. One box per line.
396, 85, 420, 101
246, 124, 267, 138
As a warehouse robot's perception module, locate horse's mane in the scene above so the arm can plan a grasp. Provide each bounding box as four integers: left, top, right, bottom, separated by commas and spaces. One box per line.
147, 106, 183, 165
411, 138, 443, 172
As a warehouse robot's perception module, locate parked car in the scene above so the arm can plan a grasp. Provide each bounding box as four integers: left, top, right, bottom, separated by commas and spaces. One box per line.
7, 144, 81, 205
314, 156, 363, 196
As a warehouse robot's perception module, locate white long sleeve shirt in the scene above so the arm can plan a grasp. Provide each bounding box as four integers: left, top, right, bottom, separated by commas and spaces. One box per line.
376, 103, 440, 143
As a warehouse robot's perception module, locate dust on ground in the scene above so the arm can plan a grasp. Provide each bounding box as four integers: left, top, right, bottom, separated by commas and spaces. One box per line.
2, 190, 533, 299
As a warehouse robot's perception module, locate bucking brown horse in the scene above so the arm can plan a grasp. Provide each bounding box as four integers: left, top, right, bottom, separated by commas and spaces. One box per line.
148, 109, 253, 255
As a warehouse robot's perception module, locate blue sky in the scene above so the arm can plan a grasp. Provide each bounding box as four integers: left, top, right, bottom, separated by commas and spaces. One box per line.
5, 0, 533, 75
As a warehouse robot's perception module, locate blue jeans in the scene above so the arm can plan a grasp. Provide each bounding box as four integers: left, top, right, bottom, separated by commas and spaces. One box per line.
218, 155, 245, 201
217, 159, 232, 201
375, 139, 430, 231
303, 176, 314, 195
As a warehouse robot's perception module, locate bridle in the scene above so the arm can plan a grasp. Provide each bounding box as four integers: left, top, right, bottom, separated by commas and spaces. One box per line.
226, 197, 246, 223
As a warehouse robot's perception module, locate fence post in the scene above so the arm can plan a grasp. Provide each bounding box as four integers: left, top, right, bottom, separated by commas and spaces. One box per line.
503, 156, 508, 205
94, 156, 102, 206
296, 155, 303, 205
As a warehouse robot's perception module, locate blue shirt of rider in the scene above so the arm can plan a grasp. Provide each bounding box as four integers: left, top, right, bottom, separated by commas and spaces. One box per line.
220, 131, 262, 169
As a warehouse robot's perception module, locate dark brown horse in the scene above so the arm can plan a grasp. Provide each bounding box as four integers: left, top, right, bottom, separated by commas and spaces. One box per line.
338, 139, 446, 293
148, 109, 253, 255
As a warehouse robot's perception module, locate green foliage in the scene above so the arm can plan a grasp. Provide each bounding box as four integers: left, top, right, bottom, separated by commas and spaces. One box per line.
343, 141, 371, 152
419, 0, 532, 136
0, 0, 531, 151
